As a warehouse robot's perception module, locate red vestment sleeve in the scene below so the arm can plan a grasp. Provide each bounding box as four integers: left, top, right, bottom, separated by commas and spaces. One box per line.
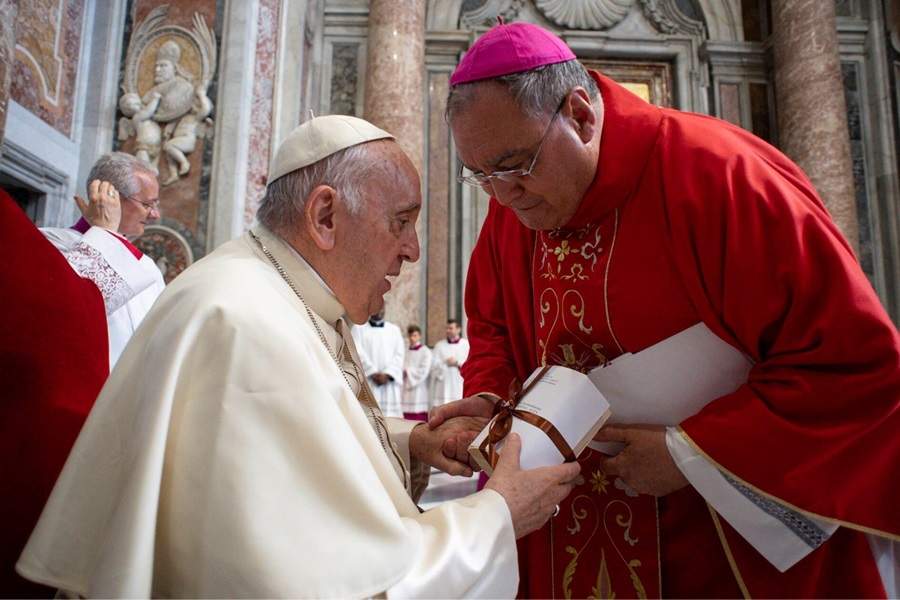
0, 191, 109, 596
659, 113, 900, 538
461, 201, 538, 399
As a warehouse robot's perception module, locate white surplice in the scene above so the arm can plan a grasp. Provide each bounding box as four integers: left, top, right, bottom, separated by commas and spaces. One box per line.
403, 344, 433, 414
430, 337, 470, 405
352, 321, 405, 417
16, 225, 516, 598
42, 224, 165, 367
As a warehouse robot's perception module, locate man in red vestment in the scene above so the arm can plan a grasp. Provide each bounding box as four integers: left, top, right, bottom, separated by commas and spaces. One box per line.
431, 21, 899, 598
0, 190, 109, 597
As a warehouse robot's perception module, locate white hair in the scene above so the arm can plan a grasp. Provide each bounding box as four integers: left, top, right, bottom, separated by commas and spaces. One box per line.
446, 59, 599, 121
86, 152, 156, 197
256, 143, 375, 234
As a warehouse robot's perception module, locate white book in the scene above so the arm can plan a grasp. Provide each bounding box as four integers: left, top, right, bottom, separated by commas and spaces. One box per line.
469, 323, 753, 474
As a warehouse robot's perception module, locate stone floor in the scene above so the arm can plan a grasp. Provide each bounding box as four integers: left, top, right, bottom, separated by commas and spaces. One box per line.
419, 468, 479, 510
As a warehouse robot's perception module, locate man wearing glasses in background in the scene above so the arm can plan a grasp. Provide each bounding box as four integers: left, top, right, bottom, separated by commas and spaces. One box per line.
42, 151, 165, 368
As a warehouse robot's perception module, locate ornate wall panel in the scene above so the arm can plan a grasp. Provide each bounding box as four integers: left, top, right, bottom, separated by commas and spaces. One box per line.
11, 0, 85, 137
117, 0, 222, 280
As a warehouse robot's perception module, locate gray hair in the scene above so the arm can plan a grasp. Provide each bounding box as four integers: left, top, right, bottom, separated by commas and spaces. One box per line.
446, 59, 599, 122
256, 142, 373, 234
87, 152, 156, 198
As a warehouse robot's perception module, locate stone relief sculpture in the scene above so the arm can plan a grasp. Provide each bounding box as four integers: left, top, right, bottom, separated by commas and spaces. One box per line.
119, 6, 217, 186
460, 0, 704, 35
535, 0, 633, 30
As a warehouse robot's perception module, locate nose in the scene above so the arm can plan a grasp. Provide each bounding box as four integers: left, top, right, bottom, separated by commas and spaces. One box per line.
488, 179, 524, 206
401, 228, 420, 263
149, 206, 161, 221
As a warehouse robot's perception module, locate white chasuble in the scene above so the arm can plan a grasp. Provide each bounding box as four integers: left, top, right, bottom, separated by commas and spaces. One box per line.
16, 226, 516, 598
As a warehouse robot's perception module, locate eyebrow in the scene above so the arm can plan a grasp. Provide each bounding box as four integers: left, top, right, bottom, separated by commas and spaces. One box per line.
395, 202, 421, 215
463, 147, 531, 173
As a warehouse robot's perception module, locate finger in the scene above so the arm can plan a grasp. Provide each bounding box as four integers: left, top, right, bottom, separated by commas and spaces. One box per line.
89, 179, 101, 200
494, 432, 521, 473
593, 424, 631, 443
552, 481, 578, 505
73, 195, 88, 214
551, 461, 581, 484
428, 403, 459, 429
432, 454, 473, 477
447, 435, 471, 464
97, 181, 112, 204
441, 436, 456, 458
596, 453, 623, 479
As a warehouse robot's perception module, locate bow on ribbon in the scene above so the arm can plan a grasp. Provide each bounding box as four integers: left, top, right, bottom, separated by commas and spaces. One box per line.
480, 366, 577, 470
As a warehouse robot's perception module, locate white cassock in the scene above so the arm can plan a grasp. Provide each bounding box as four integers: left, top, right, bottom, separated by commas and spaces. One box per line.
41, 220, 165, 368
352, 321, 405, 417
430, 337, 470, 405
402, 344, 433, 415
16, 225, 516, 598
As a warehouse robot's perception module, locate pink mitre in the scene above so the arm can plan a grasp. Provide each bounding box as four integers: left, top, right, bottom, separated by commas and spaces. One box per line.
450, 19, 576, 86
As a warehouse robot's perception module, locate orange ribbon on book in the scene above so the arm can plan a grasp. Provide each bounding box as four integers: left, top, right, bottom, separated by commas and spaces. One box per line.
480, 366, 577, 469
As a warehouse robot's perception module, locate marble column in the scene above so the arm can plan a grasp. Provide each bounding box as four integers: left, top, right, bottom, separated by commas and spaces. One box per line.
0, 0, 17, 153
363, 0, 426, 330
771, 0, 859, 250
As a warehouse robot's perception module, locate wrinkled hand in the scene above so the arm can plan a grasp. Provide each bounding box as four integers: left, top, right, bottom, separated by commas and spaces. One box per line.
370, 373, 390, 386
485, 434, 581, 539
428, 394, 495, 430
594, 425, 688, 497
410, 416, 488, 476
75, 179, 121, 231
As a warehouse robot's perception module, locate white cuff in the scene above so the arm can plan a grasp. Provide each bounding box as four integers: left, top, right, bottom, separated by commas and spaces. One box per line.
665, 427, 837, 572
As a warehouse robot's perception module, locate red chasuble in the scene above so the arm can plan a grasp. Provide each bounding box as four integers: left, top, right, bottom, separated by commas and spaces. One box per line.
462, 72, 899, 598
0, 191, 109, 596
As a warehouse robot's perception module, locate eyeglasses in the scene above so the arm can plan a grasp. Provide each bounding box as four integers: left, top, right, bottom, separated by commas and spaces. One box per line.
457, 96, 565, 188
126, 196, 160, 212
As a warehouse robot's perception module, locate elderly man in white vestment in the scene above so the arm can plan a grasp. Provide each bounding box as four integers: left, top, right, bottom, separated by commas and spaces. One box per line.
41, 152, 165, 368
16, 115, 581, 598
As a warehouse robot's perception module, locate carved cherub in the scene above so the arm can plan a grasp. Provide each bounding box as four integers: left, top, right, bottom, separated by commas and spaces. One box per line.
161, 85, 213, 185
118, 92, 162, 174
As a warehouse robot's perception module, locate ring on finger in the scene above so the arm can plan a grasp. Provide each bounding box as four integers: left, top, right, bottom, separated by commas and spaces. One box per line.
552, 504, 560, 518
107, 189, 115, 197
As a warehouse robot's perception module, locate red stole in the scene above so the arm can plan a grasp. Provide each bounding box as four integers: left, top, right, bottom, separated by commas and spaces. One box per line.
521, 218, 661, 599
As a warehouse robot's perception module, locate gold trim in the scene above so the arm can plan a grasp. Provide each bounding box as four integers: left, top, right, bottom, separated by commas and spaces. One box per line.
706, 502, 751, 599
679, 428, 900, 542
604, 209, 624, 354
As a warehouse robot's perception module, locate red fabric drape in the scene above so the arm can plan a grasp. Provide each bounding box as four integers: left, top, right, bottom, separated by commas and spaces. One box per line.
0, 191, 108, 597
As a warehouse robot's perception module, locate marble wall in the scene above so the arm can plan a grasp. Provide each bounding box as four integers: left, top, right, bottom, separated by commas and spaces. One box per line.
11, 0, 84, 137
0, 0, 16, 148
243, 0, 280, 228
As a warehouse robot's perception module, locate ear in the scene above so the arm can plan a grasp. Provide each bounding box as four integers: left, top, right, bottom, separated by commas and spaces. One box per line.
565, 87, 598, 144
304, 185, 338, 251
